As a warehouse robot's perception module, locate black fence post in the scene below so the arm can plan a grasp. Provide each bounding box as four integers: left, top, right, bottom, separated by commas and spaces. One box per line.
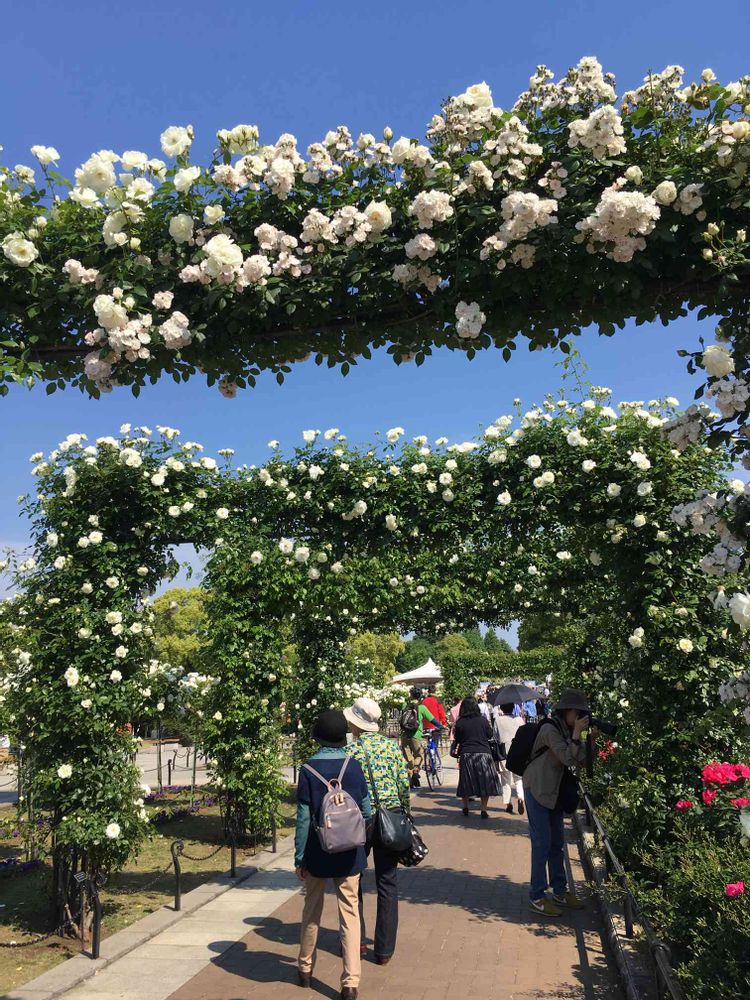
171, 840, 183, 911
167, 759, 173, 786
271, 813, 277, 854
230, 832, 237, 878
91, 880, 103, 959
621, 874, 634, 938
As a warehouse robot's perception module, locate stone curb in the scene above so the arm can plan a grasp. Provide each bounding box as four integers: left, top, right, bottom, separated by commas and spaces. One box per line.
573, 811, 656, 1000
3, 832, 296, 1000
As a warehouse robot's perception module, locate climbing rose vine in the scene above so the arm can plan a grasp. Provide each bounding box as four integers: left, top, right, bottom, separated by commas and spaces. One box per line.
1, 58, 750, 455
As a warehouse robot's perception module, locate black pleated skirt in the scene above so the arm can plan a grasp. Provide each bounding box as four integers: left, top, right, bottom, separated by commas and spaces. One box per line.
457, 751, 501, 798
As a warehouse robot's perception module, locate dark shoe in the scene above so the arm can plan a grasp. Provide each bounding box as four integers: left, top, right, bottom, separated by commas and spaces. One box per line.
298, 970, 312, 988
360, 943, 368, 958
481, 810, 489, 820
375, 954, 392, 966
462, 807, 469, 816
518, 800, 525, 815
505, 803, 513, 814
341, 989, 358, 999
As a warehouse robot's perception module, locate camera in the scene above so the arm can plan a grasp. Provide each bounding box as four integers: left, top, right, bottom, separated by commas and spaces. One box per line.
579, 710, 618, 737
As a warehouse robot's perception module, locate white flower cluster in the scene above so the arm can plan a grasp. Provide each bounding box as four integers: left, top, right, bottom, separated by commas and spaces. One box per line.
455, 301, 486, 340
706, 376, 750, 419
568, 105, 626, 159
575, 184, 660, 262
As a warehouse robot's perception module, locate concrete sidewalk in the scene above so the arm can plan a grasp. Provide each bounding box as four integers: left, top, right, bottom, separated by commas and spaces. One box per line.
14, 761, 622, 1000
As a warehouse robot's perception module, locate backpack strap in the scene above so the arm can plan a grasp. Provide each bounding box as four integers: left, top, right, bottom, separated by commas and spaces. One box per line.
302, 763, 333, 791
334, 756, 351, 787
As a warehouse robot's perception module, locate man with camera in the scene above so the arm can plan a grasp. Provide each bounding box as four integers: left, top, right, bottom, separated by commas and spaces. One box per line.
522, 689, 612, 917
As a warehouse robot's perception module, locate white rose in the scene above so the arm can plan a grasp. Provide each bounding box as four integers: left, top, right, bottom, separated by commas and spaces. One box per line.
105, 576, 119, 589
160, 125, 193, 158
173, 165, 201, 192
497, 491, 511, 505
250, 551, 263, 565
105, 822, 121, 839
607, 483, 622, 497
365, 200, 392, 233
169, 213, 194, 243
81, 582, 93, 594
216, 507, 230, 520
728, 592, 750, 630
57, 764, 73, 779
526, 454, 542, 469
294, 546, 310, 564
64, 666, 79, 688
702, 344, 735, 378
204, 205, 225, 225
678, 638, 694, 653
3, 234, 39, 268
385, 514, 398, 531
652, 181, 678, 205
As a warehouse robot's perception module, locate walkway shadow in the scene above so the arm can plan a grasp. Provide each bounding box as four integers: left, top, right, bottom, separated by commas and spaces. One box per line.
201, 923, 340, 999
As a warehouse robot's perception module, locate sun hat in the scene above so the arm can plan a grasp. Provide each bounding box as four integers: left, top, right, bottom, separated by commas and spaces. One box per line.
312, 709, 349, 747
343, 697, 382, 733
554, 688, 590, 713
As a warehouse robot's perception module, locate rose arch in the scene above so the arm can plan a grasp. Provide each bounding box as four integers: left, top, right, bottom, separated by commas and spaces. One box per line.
2, 394, 747, 918
1, 58, 750, 475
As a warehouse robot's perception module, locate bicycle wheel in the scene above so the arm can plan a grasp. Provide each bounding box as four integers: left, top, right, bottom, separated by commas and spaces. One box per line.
424, 751, 436, 791
433, 750, 443, 785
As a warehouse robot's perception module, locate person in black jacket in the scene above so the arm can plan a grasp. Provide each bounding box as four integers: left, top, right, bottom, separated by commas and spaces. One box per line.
450, 696, 501, 819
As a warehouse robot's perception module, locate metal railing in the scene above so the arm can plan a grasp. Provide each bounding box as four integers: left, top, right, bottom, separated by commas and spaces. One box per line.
580, 791, 684, 1000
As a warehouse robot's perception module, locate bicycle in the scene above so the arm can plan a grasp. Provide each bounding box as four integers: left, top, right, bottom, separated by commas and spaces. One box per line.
423, 727, 444, 790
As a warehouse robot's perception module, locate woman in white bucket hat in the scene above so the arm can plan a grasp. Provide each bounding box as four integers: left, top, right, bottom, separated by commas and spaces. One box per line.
345, 696, 410, 966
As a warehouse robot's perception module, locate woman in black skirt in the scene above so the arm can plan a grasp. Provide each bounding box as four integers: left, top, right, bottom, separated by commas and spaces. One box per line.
451, 696, 501, 819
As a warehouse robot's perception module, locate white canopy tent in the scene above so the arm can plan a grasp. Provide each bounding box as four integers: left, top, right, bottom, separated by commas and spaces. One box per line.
390, 658, 443, 686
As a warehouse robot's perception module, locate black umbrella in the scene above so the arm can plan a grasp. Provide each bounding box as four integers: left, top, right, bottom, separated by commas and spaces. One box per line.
490, 683, 539, 706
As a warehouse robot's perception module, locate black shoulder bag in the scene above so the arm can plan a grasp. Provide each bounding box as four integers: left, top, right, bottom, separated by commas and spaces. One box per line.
362, 748, 413, 854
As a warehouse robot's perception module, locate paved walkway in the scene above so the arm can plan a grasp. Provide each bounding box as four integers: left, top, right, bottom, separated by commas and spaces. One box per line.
54, 761, 620, 1000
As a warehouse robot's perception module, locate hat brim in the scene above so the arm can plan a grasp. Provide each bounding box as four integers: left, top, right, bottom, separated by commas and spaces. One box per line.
343, 706, 379, 732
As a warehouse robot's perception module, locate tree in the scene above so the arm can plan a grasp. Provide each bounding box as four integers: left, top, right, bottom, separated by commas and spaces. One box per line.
518, 613, 576, 651
347, 632, 404, 687
435, 633, 471, 661
483, 629, 513, 654
461, 626, 485, 650
152, 587, 207, 671
396, 635, 437, 673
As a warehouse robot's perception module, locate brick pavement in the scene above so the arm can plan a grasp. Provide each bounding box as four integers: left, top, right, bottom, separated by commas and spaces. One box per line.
169, 765, 622, 1000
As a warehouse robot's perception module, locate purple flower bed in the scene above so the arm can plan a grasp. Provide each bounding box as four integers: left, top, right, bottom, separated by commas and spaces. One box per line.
0, 856, 42, 878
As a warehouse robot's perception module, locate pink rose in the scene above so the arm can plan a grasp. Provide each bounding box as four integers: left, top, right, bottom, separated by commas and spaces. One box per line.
725, 882, 745, 898
702, 789, 718, 806
675, 799, 694, 811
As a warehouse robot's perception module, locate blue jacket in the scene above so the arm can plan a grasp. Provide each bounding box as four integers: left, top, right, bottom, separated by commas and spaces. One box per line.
295, 747, 372, 877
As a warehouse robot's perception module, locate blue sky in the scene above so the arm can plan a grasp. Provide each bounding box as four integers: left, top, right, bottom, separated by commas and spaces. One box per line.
1, 0, 746, 626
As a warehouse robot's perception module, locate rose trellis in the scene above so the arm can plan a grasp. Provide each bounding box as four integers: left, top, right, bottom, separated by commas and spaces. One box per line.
1, 58, 750, 462
1, 394, 749, 915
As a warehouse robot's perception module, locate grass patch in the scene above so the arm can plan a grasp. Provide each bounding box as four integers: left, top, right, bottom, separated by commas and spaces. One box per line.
0, 785, 295, 995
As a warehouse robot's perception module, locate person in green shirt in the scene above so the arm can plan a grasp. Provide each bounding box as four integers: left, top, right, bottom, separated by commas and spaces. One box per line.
399, 686, 438, 788
345, 696, 411, 965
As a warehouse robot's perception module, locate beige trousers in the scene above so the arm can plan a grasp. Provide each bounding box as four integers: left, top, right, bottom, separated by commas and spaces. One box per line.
298, 874, 361, 988
401, 736, 423, 775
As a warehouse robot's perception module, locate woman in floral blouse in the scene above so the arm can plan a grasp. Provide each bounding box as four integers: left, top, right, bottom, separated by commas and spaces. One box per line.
345, 696, 410, 965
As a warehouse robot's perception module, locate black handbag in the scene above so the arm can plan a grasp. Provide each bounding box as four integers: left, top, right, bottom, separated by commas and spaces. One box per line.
556, 767, 580, 815
488, 737, 506, 763
362, 749, 413, 853
398, 813, 429, 868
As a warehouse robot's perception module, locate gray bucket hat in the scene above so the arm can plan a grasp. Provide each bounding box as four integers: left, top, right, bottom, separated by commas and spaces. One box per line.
554, 688, 590, 713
